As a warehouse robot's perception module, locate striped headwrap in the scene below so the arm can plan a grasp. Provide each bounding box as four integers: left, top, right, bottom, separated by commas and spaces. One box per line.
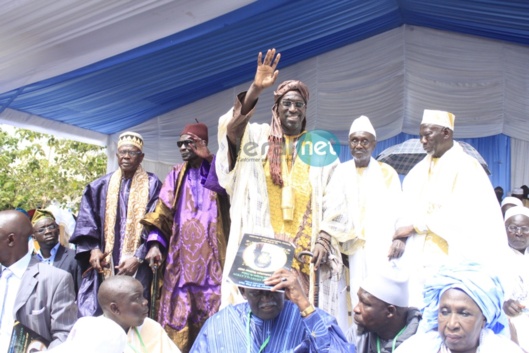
268, 80, 309, 186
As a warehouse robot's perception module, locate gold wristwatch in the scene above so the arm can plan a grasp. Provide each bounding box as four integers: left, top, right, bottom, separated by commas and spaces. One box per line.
300, 304, 316, 318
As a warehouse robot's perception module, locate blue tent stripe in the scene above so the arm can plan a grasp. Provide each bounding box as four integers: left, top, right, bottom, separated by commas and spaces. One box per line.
1, 0, 528, 134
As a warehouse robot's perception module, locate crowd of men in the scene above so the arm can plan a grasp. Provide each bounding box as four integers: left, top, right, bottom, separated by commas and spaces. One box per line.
1, 48, 529, 353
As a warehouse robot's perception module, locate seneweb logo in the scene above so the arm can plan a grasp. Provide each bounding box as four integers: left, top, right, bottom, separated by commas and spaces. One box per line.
239, 129, 340, 167
296, 130, 340, 167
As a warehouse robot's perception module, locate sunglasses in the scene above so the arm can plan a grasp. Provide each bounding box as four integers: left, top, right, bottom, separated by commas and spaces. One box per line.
177, 140, 195, 148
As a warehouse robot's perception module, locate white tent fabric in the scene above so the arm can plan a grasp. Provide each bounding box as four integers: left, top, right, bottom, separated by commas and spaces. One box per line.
0, 108, 109, 147
101, 26, 529, 183
0, 0, 254, 94
2, 25, 528, 184
512, 138, 529, 189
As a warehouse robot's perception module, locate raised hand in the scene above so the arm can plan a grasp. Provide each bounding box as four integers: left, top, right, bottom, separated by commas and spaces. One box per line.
187, 132, 213, 162
238, 49, 281, 129
253, 49, 281, 90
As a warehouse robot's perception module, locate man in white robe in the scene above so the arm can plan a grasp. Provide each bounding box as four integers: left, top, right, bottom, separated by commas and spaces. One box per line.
215, 49, 345, 325
389, 109, 509, 307
320, 115, 402, 336
503, 206, 529, 351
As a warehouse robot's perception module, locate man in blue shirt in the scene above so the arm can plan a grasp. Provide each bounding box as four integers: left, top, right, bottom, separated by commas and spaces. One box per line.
190, 267, 355, 352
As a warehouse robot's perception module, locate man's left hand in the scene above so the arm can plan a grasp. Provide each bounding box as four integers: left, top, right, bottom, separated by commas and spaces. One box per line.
115, 257, 141, 276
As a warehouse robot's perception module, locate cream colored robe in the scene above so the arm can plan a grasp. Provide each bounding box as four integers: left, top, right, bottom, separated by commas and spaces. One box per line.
506, 247, 529, 352
320, 157, 402, 336
215, 99, 344, 321
125, 318, 181, 353
400, 142, 510, 307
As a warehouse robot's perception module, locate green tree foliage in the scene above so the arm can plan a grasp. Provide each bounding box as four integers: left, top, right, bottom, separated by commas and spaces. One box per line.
0, 126, 107, 213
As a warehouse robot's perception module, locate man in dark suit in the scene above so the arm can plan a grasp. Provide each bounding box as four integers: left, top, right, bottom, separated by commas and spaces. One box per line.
31, 209, 82, 295
0, 210, 77, 351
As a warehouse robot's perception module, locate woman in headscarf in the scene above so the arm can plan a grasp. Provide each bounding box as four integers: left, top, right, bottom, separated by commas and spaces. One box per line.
394, 262, 523, 353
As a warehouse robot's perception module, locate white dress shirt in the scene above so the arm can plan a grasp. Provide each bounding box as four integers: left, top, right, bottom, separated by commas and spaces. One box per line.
0, 251, 32, 352
36, 242, 61, 265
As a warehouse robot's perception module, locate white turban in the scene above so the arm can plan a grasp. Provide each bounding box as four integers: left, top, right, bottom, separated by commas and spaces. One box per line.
349, 115, 376, 138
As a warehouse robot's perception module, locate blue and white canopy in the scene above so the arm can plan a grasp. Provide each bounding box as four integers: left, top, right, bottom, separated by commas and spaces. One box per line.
0, 0, 528, 180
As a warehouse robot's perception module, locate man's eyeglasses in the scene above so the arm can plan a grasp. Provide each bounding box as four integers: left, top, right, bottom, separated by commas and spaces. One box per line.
507, 225, 529, 235
350, 138, 373, 147
280, 100, 306, 109
177, 140, 195, 148
35, 224, 59, 235
117, 150, 142, 157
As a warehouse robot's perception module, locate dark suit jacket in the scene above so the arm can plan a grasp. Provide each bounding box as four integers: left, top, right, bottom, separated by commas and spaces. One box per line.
14, 256, 78, 348
53, 245, 82, 295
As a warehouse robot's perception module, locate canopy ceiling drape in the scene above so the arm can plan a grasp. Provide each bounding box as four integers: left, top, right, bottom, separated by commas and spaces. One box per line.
1, 0, 528, 187
93, 26, 529, 184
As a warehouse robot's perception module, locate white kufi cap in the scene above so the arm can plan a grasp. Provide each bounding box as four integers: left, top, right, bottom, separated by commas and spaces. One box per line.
349, 115, 376, 138
505, 205, 529, 222
421, 109, 455, 130
501, 196, 523, 208
360, 266, 409, 307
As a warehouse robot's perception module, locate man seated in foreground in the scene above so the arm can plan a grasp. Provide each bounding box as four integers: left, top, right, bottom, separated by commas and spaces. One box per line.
190, 268, 355, 352
98, 275, 181, 353
354, 267, 420, 352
